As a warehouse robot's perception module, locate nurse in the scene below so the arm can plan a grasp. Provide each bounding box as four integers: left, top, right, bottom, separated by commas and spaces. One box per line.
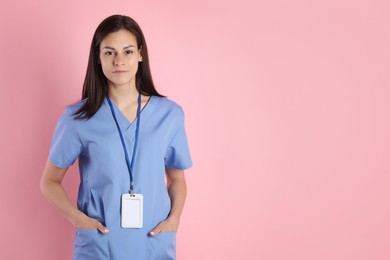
40, 15, 192, 260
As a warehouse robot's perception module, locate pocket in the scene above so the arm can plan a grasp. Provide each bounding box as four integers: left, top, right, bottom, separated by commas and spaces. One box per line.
74, 229, 109, 260
148, 232, 177, 260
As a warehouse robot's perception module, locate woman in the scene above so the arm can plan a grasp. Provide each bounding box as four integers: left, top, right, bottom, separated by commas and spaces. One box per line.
40, 14, 192, 260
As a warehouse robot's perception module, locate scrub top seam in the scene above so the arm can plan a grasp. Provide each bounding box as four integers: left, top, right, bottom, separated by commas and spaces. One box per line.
127, 95, 158, 131
79, 152, 92, 209
140, 95, 159, 129
103, 96, 130, 132
68, 105, 91, 210
165, 106, 184, 154
166, 161, 193, 170
68, 105, 86, 156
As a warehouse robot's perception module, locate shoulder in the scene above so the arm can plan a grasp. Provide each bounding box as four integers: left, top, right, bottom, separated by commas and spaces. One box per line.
153, 96, 185, 118
67, 98, 87, 114
152, 96, 187, 130
58, 99, 88, 120
53, 99, 87, 125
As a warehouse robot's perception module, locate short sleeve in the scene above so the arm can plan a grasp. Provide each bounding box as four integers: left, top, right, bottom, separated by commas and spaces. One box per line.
164, 108, 193, 170
48, 106, 84, 168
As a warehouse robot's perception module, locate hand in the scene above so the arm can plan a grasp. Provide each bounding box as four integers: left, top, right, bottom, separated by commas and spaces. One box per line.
72, 212, 109, 234
149, 217, 180, 237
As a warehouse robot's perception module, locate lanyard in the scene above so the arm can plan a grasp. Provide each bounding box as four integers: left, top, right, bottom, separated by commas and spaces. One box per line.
106, 92, 141, 196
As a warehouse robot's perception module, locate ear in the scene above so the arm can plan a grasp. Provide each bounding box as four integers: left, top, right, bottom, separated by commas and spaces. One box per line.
138, 48, 143, 62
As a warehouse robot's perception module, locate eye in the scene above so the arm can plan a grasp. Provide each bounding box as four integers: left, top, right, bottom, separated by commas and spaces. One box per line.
125, 50, 134, 54
104, 51, 114, 56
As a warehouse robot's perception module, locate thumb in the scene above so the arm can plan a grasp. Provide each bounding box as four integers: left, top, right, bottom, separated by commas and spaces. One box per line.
149, 223, 163, 237
96, 222, 109, 234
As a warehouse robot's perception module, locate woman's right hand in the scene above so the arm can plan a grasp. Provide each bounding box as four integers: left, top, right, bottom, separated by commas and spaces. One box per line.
40, 160, 109, 235
72, 212, 109, 234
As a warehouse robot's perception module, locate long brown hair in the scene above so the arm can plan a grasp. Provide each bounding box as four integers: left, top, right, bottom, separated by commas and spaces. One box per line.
73, 15, 164, 120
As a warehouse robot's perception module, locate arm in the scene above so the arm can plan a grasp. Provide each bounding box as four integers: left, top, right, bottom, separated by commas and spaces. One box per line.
40, 159, 109, 233
150, 168, 187, 236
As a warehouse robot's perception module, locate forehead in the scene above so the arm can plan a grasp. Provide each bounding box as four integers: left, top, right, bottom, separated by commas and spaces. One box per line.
100, 29, 137, 48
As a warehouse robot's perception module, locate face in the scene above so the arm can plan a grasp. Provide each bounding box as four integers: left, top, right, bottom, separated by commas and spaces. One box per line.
99, 29, 143, 88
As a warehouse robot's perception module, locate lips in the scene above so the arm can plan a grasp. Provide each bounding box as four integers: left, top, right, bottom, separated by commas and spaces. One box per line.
113, 70, 128, 73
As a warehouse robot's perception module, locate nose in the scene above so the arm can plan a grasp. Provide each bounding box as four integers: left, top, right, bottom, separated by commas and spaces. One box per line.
114, 54, 125, 66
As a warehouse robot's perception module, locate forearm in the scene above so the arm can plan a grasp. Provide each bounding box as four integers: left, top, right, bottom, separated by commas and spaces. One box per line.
148, 169, 188, 234
166, 174, 187, 222
40, 180, 83, 226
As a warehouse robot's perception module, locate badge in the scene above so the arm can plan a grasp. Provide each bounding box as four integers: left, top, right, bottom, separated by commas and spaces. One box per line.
121, 193, 143, 228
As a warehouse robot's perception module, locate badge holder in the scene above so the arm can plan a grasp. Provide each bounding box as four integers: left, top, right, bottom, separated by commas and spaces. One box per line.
121, 191, 143, 228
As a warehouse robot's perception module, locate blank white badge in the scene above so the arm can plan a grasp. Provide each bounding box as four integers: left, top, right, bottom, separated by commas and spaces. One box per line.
121, 193, 143, 228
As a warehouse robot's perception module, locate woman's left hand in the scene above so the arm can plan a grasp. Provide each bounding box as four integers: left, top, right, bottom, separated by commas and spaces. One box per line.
149, 217, 180, 236
150, 169, 186, 237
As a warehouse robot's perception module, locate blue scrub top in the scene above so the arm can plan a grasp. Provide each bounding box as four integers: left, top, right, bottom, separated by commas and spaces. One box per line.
49, 95, 193, 260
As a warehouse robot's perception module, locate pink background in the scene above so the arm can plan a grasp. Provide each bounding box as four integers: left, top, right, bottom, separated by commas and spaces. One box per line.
1, 0, 389, 259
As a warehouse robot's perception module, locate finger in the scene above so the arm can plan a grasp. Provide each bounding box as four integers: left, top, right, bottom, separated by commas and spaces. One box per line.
150, 224, 163, 236
96, 222, 109, 234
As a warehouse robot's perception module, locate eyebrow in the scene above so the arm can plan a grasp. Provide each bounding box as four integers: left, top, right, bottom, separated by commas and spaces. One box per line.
102, 45, 136, 50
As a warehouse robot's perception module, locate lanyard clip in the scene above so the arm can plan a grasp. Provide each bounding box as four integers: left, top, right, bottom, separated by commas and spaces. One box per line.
129, 189, 135, 197
129, 181, 135, 197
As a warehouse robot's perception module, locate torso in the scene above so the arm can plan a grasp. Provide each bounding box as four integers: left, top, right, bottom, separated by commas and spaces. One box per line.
50, 95, 192, 259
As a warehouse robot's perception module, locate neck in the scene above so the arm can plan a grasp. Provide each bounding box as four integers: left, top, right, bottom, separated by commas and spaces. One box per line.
108, 83, 139, 107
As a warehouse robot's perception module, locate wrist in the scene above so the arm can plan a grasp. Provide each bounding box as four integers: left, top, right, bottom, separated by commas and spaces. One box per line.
167, 214, 181, 224
69, 210, 86, 227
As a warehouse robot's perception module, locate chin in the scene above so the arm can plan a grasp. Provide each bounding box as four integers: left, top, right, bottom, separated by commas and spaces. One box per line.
108, 77, 130, 84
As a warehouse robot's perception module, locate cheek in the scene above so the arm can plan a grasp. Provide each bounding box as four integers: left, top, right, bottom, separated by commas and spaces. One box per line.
133, 61, 139, 70
100, 59, 111, 73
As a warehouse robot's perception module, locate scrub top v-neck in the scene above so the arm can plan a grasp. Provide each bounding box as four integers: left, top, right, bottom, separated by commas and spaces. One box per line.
48, 95, 193, 260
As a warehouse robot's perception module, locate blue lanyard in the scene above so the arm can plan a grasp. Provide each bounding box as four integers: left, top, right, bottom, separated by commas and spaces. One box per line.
106, 92, 141, 196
